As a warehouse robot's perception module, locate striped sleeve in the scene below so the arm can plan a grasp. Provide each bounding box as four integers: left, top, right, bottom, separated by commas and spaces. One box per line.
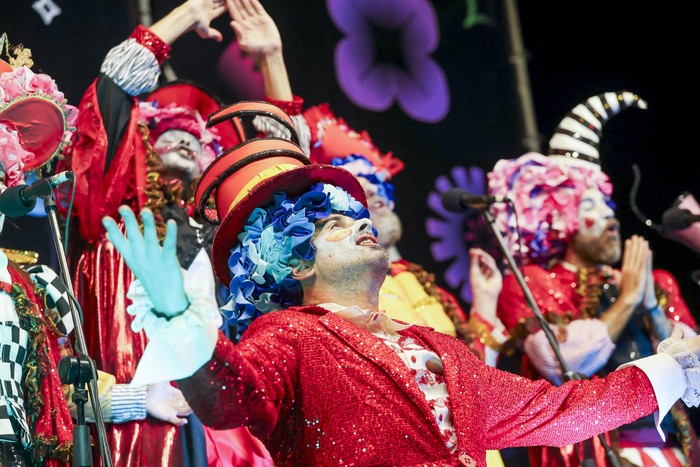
100, 34, 164, 96
524, 318, 616, 385
110, 384, 148, 423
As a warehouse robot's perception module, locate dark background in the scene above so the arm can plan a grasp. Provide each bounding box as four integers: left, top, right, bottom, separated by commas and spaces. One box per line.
3, 0, 697, 312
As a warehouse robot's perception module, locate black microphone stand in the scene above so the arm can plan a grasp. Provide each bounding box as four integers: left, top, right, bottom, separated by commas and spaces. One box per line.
41, 191, 113, 467
481, 207, 621, 467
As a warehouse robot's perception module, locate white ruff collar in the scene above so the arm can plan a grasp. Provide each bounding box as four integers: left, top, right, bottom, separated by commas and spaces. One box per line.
319, 303, 413, 335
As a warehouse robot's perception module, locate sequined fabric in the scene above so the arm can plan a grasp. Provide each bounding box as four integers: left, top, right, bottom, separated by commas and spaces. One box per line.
129, 25, 171, 63
496, 263, 698, 466
177, 305, 658, 467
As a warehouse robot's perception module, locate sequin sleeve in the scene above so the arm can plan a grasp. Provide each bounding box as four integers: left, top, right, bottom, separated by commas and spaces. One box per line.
474, 360, 659, 450
523, 319, 616, 385
176, 310, 303, 438
653, 269, 697, 330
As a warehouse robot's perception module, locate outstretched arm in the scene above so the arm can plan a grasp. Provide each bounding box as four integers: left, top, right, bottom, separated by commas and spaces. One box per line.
227, 0, 293, 100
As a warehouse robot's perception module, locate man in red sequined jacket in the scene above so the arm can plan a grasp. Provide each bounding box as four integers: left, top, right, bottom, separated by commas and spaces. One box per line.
102, 119, 700, 466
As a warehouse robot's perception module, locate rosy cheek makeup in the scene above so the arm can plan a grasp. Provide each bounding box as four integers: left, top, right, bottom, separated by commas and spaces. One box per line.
326, 229, 352, 242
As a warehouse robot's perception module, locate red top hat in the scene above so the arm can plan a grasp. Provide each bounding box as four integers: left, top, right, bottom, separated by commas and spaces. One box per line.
195, 101, 367, 284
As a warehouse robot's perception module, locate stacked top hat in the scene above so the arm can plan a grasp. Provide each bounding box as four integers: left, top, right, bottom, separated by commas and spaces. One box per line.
194, 100, 367, 284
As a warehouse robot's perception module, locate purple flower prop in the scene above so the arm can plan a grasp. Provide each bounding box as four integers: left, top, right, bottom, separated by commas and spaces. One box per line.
426, 166, 502, 304
327, 0, 450, 123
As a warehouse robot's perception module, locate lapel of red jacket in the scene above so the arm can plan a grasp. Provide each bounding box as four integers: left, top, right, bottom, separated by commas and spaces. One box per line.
317, 311, 445, 435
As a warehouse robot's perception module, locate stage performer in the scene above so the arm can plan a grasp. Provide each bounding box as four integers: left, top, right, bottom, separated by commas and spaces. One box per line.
491, 91, 699, 466
0, 38, 195, 466
102, 128, 700, 467
60, 1, 272, 465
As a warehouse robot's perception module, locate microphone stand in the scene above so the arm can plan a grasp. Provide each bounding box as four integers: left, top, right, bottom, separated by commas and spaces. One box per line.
41, 192, 113, 467
481, 207, 621, 467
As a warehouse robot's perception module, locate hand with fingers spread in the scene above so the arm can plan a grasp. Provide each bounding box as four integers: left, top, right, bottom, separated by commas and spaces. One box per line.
188, 0, 228, 41
150, 0, 228, 44
146, 382, 193, 426
102, 206, 188, 317
227, 0, 282, 55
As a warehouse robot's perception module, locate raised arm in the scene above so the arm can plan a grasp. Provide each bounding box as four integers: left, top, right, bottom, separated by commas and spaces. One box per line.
227, 0, 293, 101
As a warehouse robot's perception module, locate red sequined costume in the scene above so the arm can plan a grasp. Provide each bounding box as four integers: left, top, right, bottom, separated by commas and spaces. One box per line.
61, 26, 269, 466
176, 305, 660, 467
497, 263, 698, 466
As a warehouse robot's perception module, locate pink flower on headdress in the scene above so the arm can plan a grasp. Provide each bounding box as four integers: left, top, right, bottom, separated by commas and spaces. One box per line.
327, 0, 450, 123
488, 152, 613, 265
0, 67, 66, 103
0, 121, 30, 187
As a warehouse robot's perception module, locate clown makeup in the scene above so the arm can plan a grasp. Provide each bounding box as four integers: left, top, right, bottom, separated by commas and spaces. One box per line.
577, 187, 615, 238
153, 129, 203, 180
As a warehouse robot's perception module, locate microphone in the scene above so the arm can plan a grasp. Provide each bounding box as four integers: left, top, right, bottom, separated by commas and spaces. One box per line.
0, 171, 74, 217
661, 207, 700, 231
441, 188, 510, 212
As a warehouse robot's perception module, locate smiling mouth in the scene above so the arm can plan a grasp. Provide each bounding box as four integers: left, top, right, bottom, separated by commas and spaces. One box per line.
356, 234, 379, 247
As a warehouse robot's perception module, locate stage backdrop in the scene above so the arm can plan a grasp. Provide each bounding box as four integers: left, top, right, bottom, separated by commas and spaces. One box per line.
2, 0, 698, 312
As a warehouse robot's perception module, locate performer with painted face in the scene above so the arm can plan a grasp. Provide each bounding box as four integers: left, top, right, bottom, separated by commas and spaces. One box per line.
59, 1, 274, 465
100, 112, 700, 467
491, 91, 698, 466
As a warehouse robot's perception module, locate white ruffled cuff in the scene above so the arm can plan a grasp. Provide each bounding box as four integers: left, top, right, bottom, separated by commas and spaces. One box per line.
126, 277, 221, 385
657, 337, 700, 407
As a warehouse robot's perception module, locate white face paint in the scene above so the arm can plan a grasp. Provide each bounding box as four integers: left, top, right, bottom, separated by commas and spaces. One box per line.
577, 188, 615, 237
358, 177, 402, 249
310, 214, 388, 285
153, 129, 203, 180
572, 187, 621, 265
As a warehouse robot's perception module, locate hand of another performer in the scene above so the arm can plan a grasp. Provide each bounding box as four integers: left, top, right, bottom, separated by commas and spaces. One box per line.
640, 243, 659, 310
102, 206, 189, 317
617, 235, 651, 309
150, 0, 228, 44
146, 382, 193, 426
468, 248, 502, 324
227, 0, 282, 55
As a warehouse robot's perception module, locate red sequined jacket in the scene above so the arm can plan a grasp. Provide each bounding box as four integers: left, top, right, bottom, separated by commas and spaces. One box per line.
177, 305, 659, 467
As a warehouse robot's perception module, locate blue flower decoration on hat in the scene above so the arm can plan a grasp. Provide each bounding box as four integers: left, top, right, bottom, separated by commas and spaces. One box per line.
223, 182, 369, 340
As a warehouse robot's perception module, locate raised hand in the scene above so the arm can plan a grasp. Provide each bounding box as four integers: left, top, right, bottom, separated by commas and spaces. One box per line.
102, 206, 188, 317
150, 0, 228, 44
188, 0, 228, 41
617, 235, 651, 309
227, 0, 282, 55
146, 382, 193, 426
469, 248, 502, 323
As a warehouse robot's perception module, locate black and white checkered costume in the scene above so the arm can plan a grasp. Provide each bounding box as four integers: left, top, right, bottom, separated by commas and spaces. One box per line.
0, 262, 73, 447
0, 288, 31, 446
27, 264, 74, 336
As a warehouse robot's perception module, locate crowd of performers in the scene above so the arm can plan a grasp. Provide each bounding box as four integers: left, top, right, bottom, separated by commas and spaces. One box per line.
1, 0, 700, 466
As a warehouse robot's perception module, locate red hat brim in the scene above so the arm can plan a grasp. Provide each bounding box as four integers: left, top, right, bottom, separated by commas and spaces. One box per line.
145, 81, 241, 150
0, 97, 65, 170
211, 164, 367, 284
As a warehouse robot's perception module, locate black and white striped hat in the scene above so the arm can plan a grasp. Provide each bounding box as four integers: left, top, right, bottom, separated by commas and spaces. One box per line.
547, 91, 647, 166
